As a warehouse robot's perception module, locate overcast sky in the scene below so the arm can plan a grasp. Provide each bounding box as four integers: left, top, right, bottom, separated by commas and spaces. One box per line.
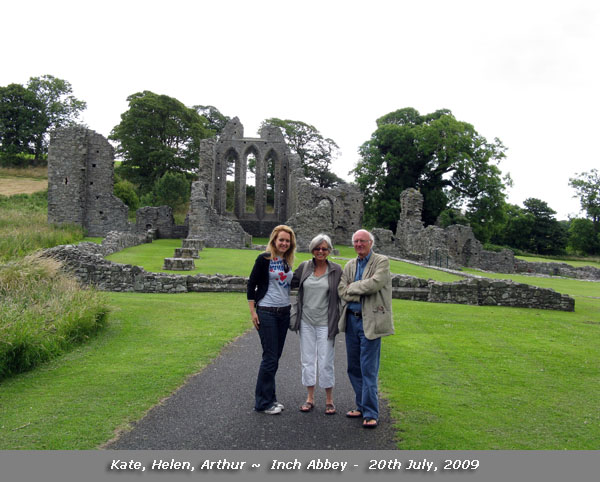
3, 0, 598, 220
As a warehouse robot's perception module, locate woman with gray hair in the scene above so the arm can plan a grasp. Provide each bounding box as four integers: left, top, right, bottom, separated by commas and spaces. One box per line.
291, 234, 342, 415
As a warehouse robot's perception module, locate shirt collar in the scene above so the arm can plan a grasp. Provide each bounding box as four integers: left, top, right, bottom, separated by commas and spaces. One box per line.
357, 251, 372, 265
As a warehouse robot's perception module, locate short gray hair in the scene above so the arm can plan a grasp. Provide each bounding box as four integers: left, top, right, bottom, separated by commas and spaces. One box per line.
308, 233, 333, 253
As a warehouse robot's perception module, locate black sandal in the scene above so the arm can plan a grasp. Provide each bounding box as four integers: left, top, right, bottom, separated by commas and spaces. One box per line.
362, 418, 378, 428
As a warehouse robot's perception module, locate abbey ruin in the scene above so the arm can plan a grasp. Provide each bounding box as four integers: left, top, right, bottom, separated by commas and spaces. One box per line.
46, 121, 599, 282
47, 119, 363, 251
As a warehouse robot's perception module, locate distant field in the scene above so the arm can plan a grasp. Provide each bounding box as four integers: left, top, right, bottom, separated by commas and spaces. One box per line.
0, 177, 48, 195
517, 255, 600, 269
0, 167, 48, 196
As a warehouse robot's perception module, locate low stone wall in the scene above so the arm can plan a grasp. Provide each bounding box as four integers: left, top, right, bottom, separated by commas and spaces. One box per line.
99, 231, 149, 256
514, 259, 600, 280
41, 244, 247, 294
391, 274, 574, 311
41, 243, 575, 311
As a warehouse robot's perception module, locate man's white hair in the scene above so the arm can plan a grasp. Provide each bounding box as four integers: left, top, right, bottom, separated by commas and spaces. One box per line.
352, 229, 375, 247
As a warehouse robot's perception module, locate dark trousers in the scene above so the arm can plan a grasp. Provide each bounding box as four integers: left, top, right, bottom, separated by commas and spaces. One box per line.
255, 307, 289, 411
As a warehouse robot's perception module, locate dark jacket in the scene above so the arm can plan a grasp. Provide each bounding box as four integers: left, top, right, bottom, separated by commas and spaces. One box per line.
291, 259, 343, 339
247, 252, 291, 305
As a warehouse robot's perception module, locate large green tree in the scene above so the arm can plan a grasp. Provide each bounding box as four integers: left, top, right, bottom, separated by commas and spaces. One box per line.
193, 105, 230, 136
110, 91, 211, 194
495, 198, 567, 254
569, 169, 600, 231
260, 118, 344, 188
567, 218, 600, 255
352, 107, 508, 232
0, 83, 47, 161
26, 75, 86, 159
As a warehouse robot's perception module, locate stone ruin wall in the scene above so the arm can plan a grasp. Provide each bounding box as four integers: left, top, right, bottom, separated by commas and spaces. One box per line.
46, 121, 364, 253
41, 241, 574, 311
286, 172, 364, 251
48, 127, 130, 236
47, 127, 187, 240
374, 188, 515, 273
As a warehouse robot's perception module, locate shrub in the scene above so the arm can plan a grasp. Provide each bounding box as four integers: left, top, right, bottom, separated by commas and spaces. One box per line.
114, 179, 140, 211
0, 255, 109, 380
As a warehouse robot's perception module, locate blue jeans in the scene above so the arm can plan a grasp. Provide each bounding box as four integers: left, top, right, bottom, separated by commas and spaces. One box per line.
255, 307, 289, 411
345, 312, 381, 420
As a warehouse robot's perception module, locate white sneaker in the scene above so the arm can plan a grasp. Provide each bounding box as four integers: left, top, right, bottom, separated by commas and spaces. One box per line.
263, 404, 282, 415
274, 402, 284, 411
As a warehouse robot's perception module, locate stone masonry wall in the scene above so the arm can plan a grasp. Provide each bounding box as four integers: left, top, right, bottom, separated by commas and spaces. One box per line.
41, 242, 575, 311
287, 174, 363, 250
47, 127, 130, 236
514, 259, 600, 280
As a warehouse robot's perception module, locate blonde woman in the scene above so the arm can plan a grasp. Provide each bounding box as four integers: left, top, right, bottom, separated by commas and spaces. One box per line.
247, 225, 297, 415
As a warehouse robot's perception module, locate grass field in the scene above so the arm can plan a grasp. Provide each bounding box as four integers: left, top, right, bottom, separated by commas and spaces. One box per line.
0, 292, 249, 449
1, 182, 599, 450
516, 255, 600, 269
106, 238, 464, 282
0, 167, 48, 196
1, 241, 599, 449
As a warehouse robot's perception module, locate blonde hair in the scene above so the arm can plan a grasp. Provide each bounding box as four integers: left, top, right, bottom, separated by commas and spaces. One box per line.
267, 225, 296, 267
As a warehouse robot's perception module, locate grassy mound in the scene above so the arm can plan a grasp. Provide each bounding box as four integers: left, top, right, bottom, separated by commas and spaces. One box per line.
0, 254, 109, 380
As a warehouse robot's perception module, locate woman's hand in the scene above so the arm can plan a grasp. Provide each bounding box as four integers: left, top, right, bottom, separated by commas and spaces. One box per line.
248, 301, 259, 330
251, 311, 260, 330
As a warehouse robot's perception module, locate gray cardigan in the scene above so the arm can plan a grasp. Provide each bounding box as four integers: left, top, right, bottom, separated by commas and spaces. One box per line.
291, 259, 343, 339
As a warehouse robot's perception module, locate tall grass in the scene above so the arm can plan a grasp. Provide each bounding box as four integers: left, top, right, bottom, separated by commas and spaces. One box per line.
0, 191, 84, 261
0, 255, 110, 380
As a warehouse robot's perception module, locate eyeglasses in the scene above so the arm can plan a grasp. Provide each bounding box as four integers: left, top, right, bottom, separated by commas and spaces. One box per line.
313, 247, 330, 252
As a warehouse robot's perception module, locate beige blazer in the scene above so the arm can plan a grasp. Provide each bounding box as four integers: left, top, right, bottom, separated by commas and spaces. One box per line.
338, 251, 394, 340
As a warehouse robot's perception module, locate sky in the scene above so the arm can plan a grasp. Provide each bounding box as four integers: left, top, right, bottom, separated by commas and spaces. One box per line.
2, 0, 598, 220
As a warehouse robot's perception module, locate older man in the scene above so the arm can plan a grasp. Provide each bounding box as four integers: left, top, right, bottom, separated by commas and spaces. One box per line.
338, 229, 394, 428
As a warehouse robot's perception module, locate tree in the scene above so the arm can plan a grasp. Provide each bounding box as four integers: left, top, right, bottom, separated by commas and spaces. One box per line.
568, 218, 600, 255
569, 169, 600, 232
114, 179, 140, 211
0, 83, 47, 162
26, 75, 86, 159
140, 172, 191, 212
352, 107, 508, 231
110, 91, 211, 194
193, 105, 230, 136
260, 118, 344, 188
522, 198, 567, 254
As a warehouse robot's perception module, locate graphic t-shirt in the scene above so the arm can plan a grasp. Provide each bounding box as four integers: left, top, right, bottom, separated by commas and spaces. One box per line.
257, 257, 293, 307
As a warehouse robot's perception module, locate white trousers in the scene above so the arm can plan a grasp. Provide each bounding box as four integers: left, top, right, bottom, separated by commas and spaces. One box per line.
299, 320, 335, 388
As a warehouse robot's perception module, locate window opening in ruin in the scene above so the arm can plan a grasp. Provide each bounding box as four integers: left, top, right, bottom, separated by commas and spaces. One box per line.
245, 151, 257, 213
64, 178, 68, 185
224, 148, 237, 213
265, 150, 276, 213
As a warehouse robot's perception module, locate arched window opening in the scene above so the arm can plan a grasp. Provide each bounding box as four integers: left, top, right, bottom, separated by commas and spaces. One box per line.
245, 149, 258, 214
265, 150, 277, 214
224, 148, 238, 213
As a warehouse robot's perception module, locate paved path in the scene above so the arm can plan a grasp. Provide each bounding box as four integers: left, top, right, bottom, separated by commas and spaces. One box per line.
105, 328, 398, 450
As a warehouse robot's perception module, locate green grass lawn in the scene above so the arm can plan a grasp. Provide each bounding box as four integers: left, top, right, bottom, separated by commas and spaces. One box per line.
2, 244, 598, 450
516, 255, 600, 269
106, 238, 463, 282
0, 292, 249, 449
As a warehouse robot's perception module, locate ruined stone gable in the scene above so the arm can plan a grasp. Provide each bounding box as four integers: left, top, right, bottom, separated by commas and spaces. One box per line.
47, 126, 129, 237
